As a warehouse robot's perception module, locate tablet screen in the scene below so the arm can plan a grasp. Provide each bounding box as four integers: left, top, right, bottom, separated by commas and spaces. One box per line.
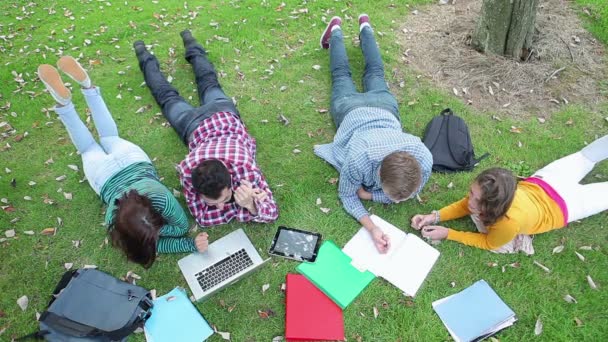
269, 227, 321, 262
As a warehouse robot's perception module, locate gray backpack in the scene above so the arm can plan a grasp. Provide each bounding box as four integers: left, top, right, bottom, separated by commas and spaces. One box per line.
20, 268, 153, 341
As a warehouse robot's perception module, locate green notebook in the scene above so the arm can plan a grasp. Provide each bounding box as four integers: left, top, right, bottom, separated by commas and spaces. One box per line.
296, 240, 375, 309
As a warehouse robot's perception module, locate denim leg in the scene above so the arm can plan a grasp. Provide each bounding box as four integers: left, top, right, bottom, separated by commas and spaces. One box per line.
360, 26, 388, 92
81, 87, 119, 138
183, 40, 230, 105
329, 29, 358, 128
54, 102, 99, 154
137, 51, 196, 142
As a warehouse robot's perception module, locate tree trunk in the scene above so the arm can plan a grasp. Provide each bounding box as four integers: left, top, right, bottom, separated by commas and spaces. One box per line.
472, 0, 539, 60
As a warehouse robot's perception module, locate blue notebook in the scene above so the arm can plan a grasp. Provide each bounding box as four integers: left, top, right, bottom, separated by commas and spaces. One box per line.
432, 280, 517, 342
144, 287, 214, 342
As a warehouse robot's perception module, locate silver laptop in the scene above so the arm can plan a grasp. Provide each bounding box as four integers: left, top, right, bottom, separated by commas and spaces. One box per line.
178, 228, 269, 301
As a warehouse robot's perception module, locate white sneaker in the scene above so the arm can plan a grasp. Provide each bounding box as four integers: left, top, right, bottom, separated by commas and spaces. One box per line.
38, 64, 71, 106
57, 56, 91, 88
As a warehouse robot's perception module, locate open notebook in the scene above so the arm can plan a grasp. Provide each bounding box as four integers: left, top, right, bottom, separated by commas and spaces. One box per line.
432, 280, 517, 342
342, 215, 440, 297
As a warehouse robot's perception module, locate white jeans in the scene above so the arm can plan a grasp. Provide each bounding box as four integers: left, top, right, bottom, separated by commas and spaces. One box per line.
532, 151, 608, 223
55, 88, 150, 195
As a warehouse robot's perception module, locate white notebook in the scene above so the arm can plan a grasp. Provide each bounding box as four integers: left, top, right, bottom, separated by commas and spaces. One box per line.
342, 215, 440, 296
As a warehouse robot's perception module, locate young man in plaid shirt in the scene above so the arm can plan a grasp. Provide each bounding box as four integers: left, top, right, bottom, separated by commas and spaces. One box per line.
134, 31, 278, 232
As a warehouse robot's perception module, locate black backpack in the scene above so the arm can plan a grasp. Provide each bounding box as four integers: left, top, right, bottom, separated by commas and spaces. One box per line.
422, 108, 489, 173
19, 268, 153, 341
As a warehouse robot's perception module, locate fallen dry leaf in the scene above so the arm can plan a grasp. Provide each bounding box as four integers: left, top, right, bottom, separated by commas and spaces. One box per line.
575, 251, 585, 262
579, 246, 593, 251
574, 317, 583, 327
23, 231, 35, 235
17, 295, 29, 311
328, 178, 338, 185
67, 164, 79, 172
41, 227, 56, 236
217, 331, 230, 340
257, 308, 275, 319
312, 65, 321, 70
316, 198, 322, 206
5, 229, 15, 238
586, 275, 598, 290
83, 264, 98, 269
533, 260, 551, 273
534, 316, 543, 336
510, 126, 522, 134
552, 245, 565, 254
272, 337, 284, 342
319, 207, 331, 214
563, 294, 577, 303
262, 283, 270, 293
373, 306, 379, 319
64, 262, 73, 270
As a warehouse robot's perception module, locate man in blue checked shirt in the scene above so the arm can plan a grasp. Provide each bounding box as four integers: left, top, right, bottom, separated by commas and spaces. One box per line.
315, 15, 433, 253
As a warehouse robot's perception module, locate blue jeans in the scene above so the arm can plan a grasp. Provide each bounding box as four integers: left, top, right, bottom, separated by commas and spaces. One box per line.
54, 88, 150, 194
137, 38, 239, 144
329, 27, 400, 128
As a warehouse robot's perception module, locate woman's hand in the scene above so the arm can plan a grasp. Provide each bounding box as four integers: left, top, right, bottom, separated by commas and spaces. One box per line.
410, 213, 437, 230
421, 225, 449, 240
194, 232, 209, 253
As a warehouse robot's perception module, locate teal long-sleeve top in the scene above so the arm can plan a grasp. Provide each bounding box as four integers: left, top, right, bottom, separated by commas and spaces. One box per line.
100, 162, 196, 253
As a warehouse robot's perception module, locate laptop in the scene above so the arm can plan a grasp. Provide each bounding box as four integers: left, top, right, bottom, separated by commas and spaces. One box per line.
178, 228, 269, 301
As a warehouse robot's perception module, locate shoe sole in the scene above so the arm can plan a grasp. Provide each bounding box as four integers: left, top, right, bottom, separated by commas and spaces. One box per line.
320, 16, 341, 49
57, 56, 88, 85
38, 65, 71, 101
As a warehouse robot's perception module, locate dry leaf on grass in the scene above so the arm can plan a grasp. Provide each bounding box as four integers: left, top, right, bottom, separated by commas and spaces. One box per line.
272, 337, 284, 342
23, 230, 34, 235
587, 275, 598, 290
257, 308, 275, 319
262, 283, 270, 293
574, 317, 583, 327
316, 198, 322, 205
17, 295, 28, 311
41, 228, 56, 236
5, 229, 15, 238
533, 260, 551, 273
67, 164, 79, 172
319, 207, 331, 214
563, 294, 577, 303
534, 316, 543, 336
575, 251, 585, 262
64, 263, 73, 270
217, 331, 230, 340
373, 306, 379, 319
579, 246, 593, 251
552, 245, 564, 254
83, 264, 97, 269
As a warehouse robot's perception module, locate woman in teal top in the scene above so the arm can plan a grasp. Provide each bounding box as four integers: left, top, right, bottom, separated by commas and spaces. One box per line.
38, 56, 208, 268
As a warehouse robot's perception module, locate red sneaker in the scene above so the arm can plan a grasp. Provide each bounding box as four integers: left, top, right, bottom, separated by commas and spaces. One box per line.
358, 13, 371, 32
319, 16, 342, 49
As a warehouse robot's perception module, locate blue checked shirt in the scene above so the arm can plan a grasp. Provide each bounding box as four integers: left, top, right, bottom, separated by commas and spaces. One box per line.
314, 107, 433, 221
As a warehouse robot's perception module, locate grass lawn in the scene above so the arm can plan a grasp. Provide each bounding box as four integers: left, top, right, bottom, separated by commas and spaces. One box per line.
1, 0, 607, 341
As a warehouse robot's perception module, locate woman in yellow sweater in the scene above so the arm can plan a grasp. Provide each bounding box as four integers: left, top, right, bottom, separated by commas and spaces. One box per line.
411, 135, 608, 253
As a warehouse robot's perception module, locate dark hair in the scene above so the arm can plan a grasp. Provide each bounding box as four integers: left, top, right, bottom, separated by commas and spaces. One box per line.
380, 151, 422, 201
191, 160, 231, 199
475, 168, 517, 226
109, 190, 164, 268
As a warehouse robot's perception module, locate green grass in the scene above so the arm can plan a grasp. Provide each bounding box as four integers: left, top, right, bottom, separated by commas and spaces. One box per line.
1, 0, 607, 341
576, 0, 608, 43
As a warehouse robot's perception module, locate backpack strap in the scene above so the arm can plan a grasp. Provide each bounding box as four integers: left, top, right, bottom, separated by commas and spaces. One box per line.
473, 152, 490, 164
440, 108, 454, 116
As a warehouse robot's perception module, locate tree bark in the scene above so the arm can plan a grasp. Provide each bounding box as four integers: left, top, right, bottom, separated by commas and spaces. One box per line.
472, 0, 540, 60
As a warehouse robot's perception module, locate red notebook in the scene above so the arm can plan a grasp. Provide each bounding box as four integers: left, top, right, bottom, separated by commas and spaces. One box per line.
285, 274, 345, 341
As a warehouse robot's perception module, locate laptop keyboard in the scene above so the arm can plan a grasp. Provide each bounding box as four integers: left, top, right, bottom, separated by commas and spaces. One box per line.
195, 248, 254, 292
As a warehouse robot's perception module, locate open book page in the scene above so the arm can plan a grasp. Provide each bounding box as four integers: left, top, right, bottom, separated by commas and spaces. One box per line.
342, 215, 407, 274
380, 233, 440, 296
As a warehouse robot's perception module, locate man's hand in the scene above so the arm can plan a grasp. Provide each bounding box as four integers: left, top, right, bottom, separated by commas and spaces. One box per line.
235, 179, 256, 210
194, 232, 209, 253
411, 213, 437, 230
421, 225, 449, 240
369, 225, 390, 254
357, 188, 372, 200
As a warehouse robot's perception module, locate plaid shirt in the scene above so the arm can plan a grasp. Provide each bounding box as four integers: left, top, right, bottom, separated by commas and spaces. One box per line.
177, 111, 278, 227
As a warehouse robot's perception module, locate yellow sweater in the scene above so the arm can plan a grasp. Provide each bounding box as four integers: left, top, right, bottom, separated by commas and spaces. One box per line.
439, 181, 564, 250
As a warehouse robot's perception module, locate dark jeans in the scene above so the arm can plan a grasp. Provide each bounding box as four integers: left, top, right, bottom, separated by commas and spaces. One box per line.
136, 40, 239, 145
329, 27, 400, 128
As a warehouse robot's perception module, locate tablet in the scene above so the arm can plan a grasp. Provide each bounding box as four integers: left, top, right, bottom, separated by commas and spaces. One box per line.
269, 226, 322, 262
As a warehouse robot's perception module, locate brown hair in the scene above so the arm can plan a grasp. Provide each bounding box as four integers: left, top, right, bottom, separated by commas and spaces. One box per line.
475, 168, 517, 226
109, 190, 165, 268
380, 151, 422, 201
